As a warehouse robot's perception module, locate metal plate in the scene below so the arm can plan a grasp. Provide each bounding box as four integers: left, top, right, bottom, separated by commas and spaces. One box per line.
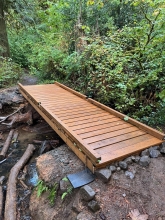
67, 169, 95, 188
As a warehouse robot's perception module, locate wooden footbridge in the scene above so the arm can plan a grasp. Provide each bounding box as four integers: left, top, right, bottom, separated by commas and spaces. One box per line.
19, 82, 165, 172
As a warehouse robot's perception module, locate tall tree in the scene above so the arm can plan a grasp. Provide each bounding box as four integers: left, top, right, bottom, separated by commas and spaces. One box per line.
0, 0, 10, 57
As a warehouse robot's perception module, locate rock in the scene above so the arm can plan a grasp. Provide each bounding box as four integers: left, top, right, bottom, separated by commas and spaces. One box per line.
95, 168, 111, 183
118, 161, 128, 170
149, 149, 161, 158
149, 146, 160, 151
76, 211, 93, 220
72, 193, 82, 213
80, 185, 95, 201
139, 156, 151, 167
160, 143, 165, 154
88, 200, 100, 212
0, 176, 5, 185
124, 157, 133, 165
141, 149, 149, 157
132, 155, 140, 163
125, 171, 135, 179
109, 165, 116, 173
117, 167, 121, 171
59, 179, 72, 194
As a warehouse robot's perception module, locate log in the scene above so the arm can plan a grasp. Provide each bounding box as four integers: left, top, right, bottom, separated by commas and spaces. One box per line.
0, 129, 14, 161
4, 144, 35, 220
0, 186, 3, 220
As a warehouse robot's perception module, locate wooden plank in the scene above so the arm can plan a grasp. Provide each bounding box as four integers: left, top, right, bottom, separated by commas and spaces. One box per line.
54, 105, 97, 114
75, 120, 125, 135
79, 123, 132, 139
71, 117, 121, 131
59, 109, 104, 120
88, 98, 165, 140
84, 126, 139, 144
95, 134, 152, 155
90, 130, 146, 149
55, 81, 87, 99
66, 115, 115, 127
97, 137, 163, 167
63, 112, 111, 123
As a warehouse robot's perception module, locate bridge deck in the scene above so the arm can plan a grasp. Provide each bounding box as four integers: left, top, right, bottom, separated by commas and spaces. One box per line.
19, 82, 165, 172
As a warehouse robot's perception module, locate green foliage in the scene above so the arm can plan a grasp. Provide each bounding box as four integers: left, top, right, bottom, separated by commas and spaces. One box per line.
36, 180, 48, 197
36, 180, 58, 205
0, 57, 22, 88
48, 183, 58, 206
61, 186, 73, 201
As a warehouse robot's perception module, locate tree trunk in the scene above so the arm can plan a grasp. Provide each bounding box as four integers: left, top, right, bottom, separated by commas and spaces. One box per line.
4, 144, 36, 220
0, 0, 10, 57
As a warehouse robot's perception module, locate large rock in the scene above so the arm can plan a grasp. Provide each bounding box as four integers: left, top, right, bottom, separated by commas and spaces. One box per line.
80, 185, 95, 201
36, 144, 84, 186
139, 156, 151, 167
95, 168, 111, 183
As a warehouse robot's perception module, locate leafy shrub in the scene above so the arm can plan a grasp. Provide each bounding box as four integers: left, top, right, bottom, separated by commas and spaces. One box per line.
0, 57, 22, 88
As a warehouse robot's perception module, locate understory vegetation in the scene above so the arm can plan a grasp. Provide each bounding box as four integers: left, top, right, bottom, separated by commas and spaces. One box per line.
1, 0, 165, 125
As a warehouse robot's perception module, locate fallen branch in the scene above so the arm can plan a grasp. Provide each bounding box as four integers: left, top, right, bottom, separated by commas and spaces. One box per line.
0, 129, 14, 161
4, 144, 35, 220
0, 186, 3, 220
0, 105, 24, 124
2, 110, 33, 127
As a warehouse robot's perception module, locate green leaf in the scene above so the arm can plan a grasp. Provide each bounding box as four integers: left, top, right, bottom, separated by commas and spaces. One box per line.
124, 116, 129, 121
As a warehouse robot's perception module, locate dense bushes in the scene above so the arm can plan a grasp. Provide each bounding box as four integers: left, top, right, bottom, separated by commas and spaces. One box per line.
6, 0, 165, 125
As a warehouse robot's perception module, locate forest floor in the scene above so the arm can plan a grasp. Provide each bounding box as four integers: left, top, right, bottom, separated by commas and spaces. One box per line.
0, 74, 165, 220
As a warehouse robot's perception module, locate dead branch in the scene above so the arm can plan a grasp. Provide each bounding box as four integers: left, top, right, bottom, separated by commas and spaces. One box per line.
0, 105, 24, 124
0, 186, 3, 220
4, 144, 35, 220
0, 129, 14, 161
2, 110, 33, 127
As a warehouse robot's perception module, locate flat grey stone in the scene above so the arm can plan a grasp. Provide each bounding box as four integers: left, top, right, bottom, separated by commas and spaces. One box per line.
124, 157, 133, 165
149, 149, 161, 158
95, 168, 111, 183
125, 171, 135, 179
88, 200, 100, 212
80, 185, 95, 201
141, 149, 149, 157
109, 165, 117, 173
139, 156, 151, 167
118, 161, 128, 170
134, 156, 140, 163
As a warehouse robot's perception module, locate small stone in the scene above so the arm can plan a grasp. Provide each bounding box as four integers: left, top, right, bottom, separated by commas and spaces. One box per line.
158, 217, 162, 220
160, 143, 165, 154
0, 176, 5, 185
134, 156, 140, 163
114, 161, 118, 167
122, 193, 126, 197
109, 165, 116, 173
72, 193, 82, 213
59, 179, 72, 194
149, 146, 160, 151
118, 161, 128, 170
76, 211, 93, 220
88, 200, 100, 212
80, 185, 95, 201
95, 168, 111, 183
139, 156, 151, 167
141, 149, 149, 157
124, 157, 133, 165
149, 149, 160, 158
117, 167, 121, 171
125, 171, 135, 179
